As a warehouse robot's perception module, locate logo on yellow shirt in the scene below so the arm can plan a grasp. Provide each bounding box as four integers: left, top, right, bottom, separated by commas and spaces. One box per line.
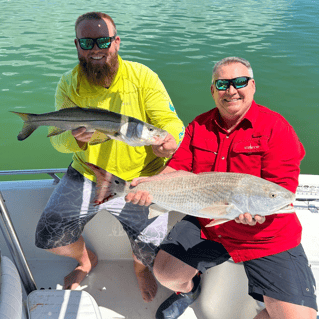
169, 102, 175, 112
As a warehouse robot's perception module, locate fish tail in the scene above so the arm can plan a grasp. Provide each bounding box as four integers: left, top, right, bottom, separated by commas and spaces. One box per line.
11, 111, 39, 141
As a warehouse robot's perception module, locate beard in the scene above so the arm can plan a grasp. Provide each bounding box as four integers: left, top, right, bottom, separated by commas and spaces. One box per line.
79, 52, 119, 87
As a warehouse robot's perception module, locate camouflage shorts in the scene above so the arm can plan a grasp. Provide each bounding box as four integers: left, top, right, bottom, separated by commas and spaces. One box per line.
35, 166, 168, 268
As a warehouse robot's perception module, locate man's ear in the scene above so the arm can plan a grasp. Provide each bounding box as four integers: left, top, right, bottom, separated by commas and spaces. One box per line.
210, 83, 215, 96
251, 79, 256, 94
114, 36, 121, 51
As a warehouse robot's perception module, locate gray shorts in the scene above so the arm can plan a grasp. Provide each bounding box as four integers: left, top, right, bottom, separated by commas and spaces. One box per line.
160, 215, 318, 311
35, 166, 168, 268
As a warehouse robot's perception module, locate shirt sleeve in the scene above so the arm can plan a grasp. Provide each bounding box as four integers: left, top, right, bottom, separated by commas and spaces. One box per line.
49, 75, 84, 154
142, 70, 185, 147
261, 122, 305, 193
167, 121, 194, 171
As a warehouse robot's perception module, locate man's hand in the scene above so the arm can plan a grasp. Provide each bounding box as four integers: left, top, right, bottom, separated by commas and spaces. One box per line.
125, 166, 176, 206
125, 177, 153, 206
152, 133, 177, 158
72, 127, 94, 148
235, 213, 266, 226
86, 163, 117, 205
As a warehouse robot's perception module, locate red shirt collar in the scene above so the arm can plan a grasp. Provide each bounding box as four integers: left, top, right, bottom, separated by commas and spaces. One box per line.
210, 100, 258, 132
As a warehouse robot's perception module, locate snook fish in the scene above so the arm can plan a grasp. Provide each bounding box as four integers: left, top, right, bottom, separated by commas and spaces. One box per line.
106, 170, 296, 225
12, 107, 168, 147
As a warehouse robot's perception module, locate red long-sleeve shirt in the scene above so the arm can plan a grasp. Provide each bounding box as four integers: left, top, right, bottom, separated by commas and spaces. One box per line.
168, 101, 305, 262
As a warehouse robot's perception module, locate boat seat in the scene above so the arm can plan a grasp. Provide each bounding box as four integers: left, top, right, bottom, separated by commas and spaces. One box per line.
27, 289, 102, 319
0, 255, 27, 319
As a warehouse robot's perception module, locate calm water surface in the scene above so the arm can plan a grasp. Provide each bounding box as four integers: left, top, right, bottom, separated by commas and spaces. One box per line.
1, 0, 318, 180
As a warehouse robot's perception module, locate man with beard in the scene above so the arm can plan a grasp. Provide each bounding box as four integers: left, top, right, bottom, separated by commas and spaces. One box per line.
34, 12, 185, 303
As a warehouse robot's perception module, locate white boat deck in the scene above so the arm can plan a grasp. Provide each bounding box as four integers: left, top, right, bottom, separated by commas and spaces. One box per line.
29, 259, 174, 319
0, 173, 318, 318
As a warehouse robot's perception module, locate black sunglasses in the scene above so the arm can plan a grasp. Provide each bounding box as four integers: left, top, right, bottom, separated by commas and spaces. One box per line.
214, 76, 252, 91
77, 35, 117, 50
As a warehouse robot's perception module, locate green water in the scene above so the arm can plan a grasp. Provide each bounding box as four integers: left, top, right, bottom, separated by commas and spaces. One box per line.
1, 0, 318, 180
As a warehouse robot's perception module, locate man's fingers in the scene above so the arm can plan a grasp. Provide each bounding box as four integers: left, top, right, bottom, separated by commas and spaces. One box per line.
130, 176, 149, 187
151, 134, 177, 158
254, 215, 266, 224
72, 127, 94, 142
72, 127, 87, 136
235, 213, 266, 226
235, 213, 255, 225
125, 191, 153, 206
125, 191, 144, 204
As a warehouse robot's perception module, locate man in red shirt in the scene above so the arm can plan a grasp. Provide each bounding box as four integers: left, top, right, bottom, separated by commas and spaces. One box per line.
126, 57, 317, 318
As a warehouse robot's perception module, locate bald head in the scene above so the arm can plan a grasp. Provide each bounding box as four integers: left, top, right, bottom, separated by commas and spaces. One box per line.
75, 12, 117, 37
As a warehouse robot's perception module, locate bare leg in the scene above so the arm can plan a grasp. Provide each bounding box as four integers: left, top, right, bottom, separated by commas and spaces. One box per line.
49, 236, 98, 290
254, 308, 271, 319
133, 253, 158, 302
153, 249, 198, 293
254, 296, 317, 319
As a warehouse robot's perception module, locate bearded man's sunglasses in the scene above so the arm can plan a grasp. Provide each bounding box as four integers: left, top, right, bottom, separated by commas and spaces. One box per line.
77, 35, 117, 50
214, 76, 252, 91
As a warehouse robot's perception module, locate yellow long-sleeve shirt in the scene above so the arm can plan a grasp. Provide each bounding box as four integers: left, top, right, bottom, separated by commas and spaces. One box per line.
50, 56, 185, 182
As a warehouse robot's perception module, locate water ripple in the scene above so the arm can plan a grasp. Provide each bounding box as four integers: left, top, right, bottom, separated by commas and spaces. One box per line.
0, 0, 318, 173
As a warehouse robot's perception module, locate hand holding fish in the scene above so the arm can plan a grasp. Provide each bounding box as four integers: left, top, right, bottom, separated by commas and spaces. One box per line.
202, 213, 266, 227
234, 213, 266, 226
12, 107, 169, 147
127, 176, 267, 226
87, 166, 295, 226
125, 177, 153, 206
72, 127, 94, 148
72, 127, 93, 142
129, 175, 268, 227
151, 133, 177, 158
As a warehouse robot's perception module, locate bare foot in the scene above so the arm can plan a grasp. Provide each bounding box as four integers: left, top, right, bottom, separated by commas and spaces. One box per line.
64, 250, 98, 290
135, 266, 158, 302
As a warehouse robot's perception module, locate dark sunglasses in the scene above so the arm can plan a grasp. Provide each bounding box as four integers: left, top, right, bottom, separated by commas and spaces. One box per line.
214, 76, 252, 91
77, 35, 117, 50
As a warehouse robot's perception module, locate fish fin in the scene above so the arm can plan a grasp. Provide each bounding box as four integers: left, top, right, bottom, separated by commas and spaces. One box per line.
198, 204, 234, 217
17, 122, 39, 140
205, 218, 231, 227
89, 130, 111, 145
11, 111, 29, 122
11, 111, 39, 141
148, 204, 170, 219
47, 127, 67, 137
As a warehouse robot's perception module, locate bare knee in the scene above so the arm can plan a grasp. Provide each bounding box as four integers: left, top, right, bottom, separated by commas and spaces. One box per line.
263, 296, 317, 319
153, 249, 197, 291
46, 236, 86, 259
153, 250, 174, 283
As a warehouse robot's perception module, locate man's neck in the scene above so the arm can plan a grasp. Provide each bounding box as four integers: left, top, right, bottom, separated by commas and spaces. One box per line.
219, 111, 249, 133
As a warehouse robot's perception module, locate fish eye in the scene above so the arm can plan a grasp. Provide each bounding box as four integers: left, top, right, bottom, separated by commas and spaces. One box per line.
270, 193, 277, 198
149, 128, 154, 132
115, 180, 120, 184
